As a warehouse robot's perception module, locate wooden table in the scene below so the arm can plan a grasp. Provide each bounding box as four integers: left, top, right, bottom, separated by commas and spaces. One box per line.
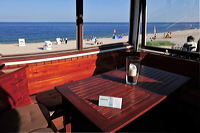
55, 65, 190, 132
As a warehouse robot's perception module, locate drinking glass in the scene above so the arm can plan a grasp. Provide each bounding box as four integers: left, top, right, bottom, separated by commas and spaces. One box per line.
126, 56, 141, 85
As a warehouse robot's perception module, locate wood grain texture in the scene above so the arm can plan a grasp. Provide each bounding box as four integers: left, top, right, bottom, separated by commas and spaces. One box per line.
28, 68, 95, 94
26, 52, 119, 95
55, 65, 190, 132
0, 67, 32, 113
26, 56, 97, 83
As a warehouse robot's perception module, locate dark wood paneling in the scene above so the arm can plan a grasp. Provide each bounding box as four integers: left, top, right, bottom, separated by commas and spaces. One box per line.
117, 50, 149, 68
142, 53, 199, 89
93, 53, 119, 75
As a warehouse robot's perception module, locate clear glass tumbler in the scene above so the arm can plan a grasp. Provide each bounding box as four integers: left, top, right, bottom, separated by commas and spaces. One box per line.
126, 56, 141, 85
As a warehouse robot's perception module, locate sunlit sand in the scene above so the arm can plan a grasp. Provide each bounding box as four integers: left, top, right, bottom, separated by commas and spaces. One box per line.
0, 29, 199, 56
145, 29, 200, 47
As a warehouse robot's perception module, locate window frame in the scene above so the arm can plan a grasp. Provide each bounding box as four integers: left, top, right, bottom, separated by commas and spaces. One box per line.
140, 0, 200, 60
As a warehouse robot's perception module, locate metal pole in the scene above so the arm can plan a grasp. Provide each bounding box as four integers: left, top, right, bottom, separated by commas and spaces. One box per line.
141, 0, 147, 48
128, 0, 142, 50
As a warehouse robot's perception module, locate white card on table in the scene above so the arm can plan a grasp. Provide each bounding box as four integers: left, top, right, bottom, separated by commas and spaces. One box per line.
99, 95, 122, 109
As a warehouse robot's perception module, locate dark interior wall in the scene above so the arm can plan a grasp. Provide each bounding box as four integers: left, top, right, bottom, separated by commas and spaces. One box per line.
141, 53, 199, 90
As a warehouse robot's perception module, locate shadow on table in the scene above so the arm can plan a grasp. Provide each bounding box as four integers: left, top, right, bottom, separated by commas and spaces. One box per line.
100, 74, 125, 84
137, 81, 165, 95
85, 99, 98, 106
99, 73, 165, 95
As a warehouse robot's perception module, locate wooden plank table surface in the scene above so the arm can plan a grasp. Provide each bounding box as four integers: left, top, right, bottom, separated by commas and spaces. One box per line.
55, 65, 190, 132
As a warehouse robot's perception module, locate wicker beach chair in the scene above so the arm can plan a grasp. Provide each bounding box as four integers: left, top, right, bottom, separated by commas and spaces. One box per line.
56, 38, 61, 45
43, 41, 52, 50
18, 38, 26, 46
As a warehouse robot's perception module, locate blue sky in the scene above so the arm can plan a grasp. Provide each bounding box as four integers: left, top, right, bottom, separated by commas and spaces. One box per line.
147, 0, 200, 22
0, 0, 199, 22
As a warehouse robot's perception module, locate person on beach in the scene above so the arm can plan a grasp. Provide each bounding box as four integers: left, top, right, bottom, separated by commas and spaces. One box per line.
163, 33, 166, 38
95, 40, 103, 45
152, 33, 157, 40
165, 32, 172, 38
114, 29, 117, 34
65, 38, 68, 44
91, 36, 95, 41
150, 33, 157, 41
183, 36, 197, 51
196, 39, 200, 52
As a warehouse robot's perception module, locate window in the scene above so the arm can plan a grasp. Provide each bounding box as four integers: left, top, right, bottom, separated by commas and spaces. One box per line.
0, 0, 131, 57
142, 0, 199, 53
83, 0, 130, 48
0, 0, 76, 56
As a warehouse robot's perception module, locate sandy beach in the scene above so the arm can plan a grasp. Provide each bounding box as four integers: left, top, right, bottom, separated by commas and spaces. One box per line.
145, 28, 200, 46
0, 29, 199, 56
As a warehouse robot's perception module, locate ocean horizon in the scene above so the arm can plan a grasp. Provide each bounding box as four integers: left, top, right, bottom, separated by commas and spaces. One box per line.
0, 22, 199, 44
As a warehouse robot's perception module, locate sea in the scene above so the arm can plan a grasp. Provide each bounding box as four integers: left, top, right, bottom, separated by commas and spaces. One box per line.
0, 22, 199, 44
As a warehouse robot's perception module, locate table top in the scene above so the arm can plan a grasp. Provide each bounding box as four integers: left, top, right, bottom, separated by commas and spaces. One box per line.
136, 66, 189, 95
55, 65, 190, 132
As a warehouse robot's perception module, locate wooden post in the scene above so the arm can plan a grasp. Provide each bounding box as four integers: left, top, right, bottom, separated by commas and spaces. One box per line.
76, 0, 83, 50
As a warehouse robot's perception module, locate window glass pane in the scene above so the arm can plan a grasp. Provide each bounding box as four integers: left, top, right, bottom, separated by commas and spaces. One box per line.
0, 0, 76, 56
145, 0, 200, 52
83, 0, 130, 48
